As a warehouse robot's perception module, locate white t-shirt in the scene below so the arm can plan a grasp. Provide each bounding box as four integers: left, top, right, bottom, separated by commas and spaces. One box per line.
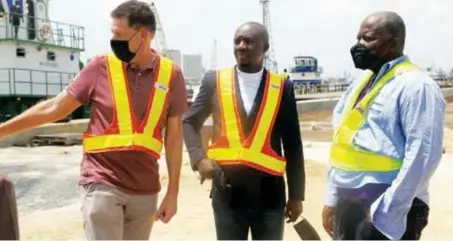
236, 67, 263, 116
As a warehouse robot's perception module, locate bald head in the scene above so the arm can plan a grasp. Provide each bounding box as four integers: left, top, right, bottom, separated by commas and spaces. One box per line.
237, 22, 270, 46
365, 11, 406, 49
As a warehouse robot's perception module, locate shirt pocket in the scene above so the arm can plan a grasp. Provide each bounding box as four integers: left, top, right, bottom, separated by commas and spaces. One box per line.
367, 87, 393, 117
368, 98, 385, 115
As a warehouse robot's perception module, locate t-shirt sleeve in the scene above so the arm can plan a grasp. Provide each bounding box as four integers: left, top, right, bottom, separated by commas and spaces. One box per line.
167, 64, 188, 117
66, 56, 100, 105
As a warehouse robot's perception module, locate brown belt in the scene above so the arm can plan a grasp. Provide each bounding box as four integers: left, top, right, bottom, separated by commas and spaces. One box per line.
0, 174, 19, 240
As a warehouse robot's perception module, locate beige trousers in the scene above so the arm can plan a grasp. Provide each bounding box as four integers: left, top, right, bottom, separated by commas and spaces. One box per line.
81, 183, 158, 240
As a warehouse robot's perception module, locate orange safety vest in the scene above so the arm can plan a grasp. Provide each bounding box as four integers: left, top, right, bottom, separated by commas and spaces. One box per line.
206, 68, 286, 176
82, 53, 173, 158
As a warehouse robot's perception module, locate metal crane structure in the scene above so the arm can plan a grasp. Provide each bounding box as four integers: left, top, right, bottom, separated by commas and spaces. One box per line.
149, 1, 169, 57
259, 0, 279, 73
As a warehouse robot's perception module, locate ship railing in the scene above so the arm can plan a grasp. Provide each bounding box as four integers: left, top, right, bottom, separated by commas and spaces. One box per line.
293, 83, 349, 95
0, 12, 84, 51
0, 68, 76, 97
293, 82, 453, 95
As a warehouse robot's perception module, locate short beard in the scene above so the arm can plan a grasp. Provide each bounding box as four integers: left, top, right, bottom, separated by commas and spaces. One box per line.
238, 62, 251, 69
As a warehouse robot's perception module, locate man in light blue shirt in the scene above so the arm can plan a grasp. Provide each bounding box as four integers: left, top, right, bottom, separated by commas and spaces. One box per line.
322, 11, 445, 240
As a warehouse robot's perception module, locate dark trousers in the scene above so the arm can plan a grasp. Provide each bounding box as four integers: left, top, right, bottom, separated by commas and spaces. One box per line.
14, 26, 19, 39
211, 186, 285, 240
0, 175, 20, 240
333, 197, 429, 240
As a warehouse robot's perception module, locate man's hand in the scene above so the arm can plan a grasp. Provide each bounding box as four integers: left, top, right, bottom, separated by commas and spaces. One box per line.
197, 158, 215, 184
155, 193, 177, 224
197, 158, 214, 173
285, 199, 303, 223
322, 205, 335, 237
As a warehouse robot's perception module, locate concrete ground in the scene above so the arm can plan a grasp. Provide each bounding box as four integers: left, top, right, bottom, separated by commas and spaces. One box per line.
2, 106, 453, 240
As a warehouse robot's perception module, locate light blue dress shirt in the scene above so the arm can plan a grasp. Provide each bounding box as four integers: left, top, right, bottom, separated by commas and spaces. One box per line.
325, 55, 445, 239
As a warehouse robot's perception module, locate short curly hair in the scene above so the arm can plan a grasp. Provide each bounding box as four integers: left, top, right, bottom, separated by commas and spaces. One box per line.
110, 0, 156, 34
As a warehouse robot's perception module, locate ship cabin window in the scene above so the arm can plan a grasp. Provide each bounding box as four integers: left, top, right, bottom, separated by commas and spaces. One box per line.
47, 51, 56, 61
296, 60, 305, 66
16, 47, 26, 58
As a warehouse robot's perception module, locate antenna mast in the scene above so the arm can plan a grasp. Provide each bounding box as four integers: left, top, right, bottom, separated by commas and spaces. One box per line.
259, 0, 278, 73
149, 1, 168, 56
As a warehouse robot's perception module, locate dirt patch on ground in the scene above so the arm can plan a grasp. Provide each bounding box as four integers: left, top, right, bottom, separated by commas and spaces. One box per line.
299, 109, 333, 122
17, 157, 330, 240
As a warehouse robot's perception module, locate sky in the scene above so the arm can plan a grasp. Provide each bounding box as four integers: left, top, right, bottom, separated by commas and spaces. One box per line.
48, 0, 453, 79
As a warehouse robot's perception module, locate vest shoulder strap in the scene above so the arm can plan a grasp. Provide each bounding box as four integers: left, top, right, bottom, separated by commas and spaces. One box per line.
358, 60, 418, 109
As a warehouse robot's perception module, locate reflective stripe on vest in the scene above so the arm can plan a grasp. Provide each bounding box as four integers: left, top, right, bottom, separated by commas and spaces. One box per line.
206, 68, 286, 176
82, 53, 173, 158
329, 60, 418, 172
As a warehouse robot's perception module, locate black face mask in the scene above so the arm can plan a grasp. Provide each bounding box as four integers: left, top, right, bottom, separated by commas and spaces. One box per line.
350, 42, 382, 70
110, 31, 141, 63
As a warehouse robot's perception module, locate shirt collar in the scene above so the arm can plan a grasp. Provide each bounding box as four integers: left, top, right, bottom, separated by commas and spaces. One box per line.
127, 49, 158, 72
235, 66, 264, 75
375, 55, 408, 80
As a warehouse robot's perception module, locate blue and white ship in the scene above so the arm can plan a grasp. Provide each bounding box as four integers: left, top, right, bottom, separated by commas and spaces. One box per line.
287, 56, 322, 85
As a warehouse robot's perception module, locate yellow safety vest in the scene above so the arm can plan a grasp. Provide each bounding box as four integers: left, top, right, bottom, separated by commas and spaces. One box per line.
207, 68, 286, 176
282, 72, 289, 80
82, 53, 173, 158
329, 59, 418, 172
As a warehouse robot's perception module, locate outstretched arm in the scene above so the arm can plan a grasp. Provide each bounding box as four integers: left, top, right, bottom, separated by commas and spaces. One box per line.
0, 55, 100, 139
0, 91, 81, 138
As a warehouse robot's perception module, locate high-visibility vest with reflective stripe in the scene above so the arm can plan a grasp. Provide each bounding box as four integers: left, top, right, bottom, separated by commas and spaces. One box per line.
206, 68, 286, 176
329, 59, 418, 172
282, 72, 289, 80
82, 53, 173, 158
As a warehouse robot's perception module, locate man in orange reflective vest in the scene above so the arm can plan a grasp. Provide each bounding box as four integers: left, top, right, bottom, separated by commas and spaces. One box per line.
0, 1, 187, 240
183, 22, 305, 240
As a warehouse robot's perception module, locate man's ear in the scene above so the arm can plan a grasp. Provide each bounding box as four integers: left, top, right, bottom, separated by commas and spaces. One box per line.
145, 29, 154, 41
138, 28, 151, 41
393, 37, 404, 53
264, 42, 269, 52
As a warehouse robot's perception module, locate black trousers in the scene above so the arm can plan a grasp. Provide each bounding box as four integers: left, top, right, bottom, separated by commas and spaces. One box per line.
333, 197, 429, 240
211, 185, 285, 240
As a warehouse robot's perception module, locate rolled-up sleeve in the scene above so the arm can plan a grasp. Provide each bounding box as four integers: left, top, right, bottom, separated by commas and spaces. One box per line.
66, 56, 100, 105
167, 65, 188, 117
